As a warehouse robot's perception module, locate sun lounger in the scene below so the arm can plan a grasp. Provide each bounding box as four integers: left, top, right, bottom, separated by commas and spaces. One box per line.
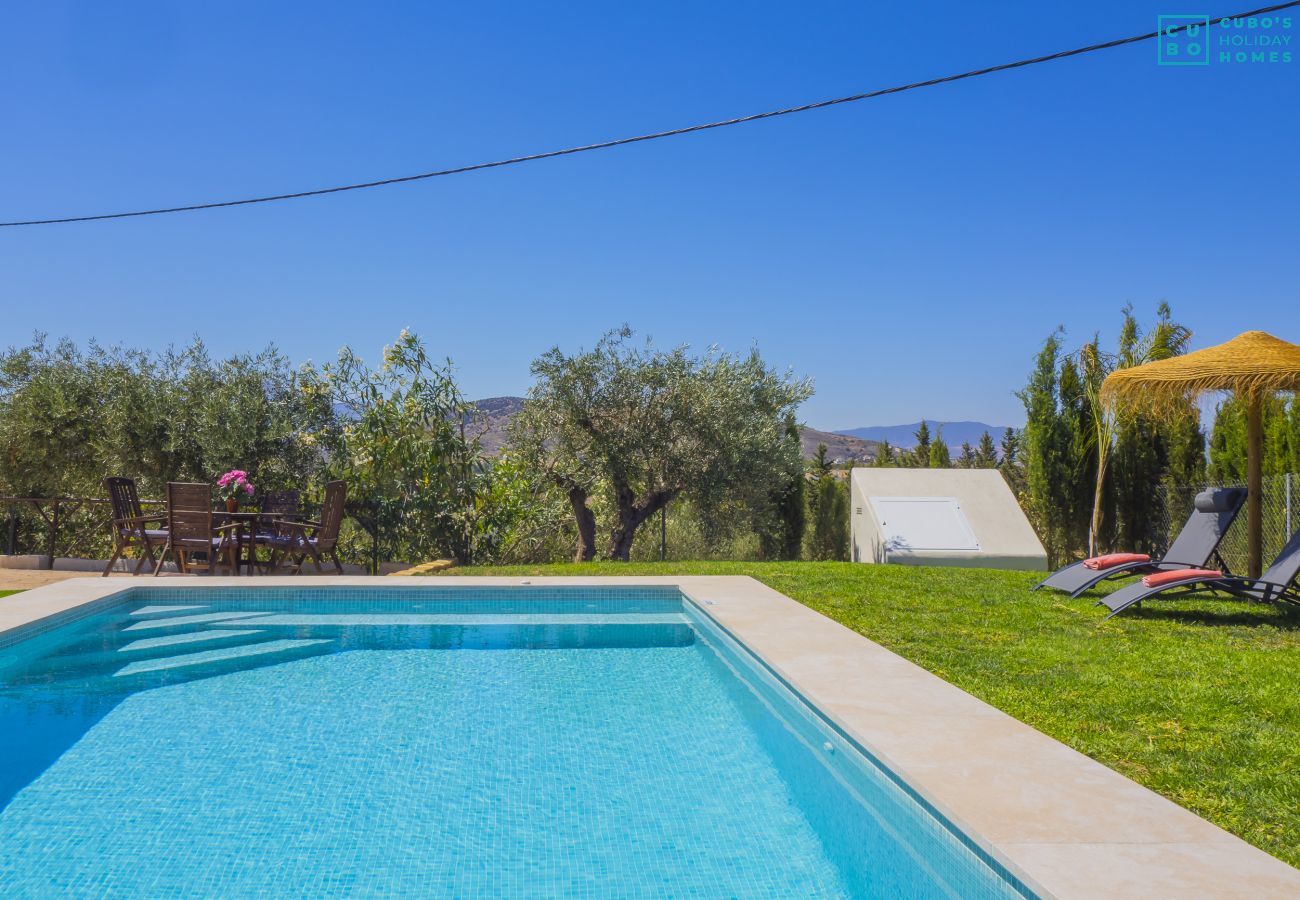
1032, 488, 1245, 597
1099, 524, 1300, 618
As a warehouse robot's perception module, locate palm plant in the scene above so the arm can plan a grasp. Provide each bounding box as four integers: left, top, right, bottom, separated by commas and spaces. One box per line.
1077, 304, 1193, 556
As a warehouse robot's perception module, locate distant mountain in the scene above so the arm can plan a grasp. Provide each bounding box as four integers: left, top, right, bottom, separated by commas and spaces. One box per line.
798, 427, 878, 463
468, 396, 525, 455
835, 421, 1010, 450
471, 396, 879, 462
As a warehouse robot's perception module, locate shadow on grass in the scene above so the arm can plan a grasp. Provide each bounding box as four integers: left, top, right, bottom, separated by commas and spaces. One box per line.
1118, 601, 1300, 630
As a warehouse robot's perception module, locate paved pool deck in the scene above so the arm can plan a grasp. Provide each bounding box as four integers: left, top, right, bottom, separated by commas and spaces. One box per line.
2, 575, 1297, 898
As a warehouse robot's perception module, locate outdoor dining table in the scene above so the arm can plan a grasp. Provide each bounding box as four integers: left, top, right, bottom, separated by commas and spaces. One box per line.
213, 509, 274, 575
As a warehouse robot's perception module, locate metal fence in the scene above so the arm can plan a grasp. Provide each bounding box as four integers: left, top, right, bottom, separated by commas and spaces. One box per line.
1156, 473, 1296, 576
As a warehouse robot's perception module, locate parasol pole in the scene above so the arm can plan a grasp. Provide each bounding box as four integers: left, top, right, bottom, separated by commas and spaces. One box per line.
1246, 391, 1263, 580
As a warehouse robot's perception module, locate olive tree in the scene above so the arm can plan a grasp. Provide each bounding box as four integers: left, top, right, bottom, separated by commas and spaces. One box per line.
0, 335, 328, 499
0, 337, 106, 498
0, 335, 336, 559
511, 328, 812, 561
300, 330, 488, 567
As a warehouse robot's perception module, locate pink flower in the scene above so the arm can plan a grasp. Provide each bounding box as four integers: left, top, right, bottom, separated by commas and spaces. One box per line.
218, 469, 253, 496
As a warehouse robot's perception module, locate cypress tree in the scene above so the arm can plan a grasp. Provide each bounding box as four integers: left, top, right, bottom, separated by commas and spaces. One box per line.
911, 421, 932, 467
1017, 331, 1072, 564
1159, 412, 1207, 547
1000, 428, 1020, 466
929, 429, 952, 468
1107, 304, 1195, 554
1058, 355, 1097, 555
805, 442, 832, 536
1264, 398, 1294, 476
811, 442, 833, 479
999, 427, 1025, 496
1209, 394, 1290, 481
1163, 415, 1206, 487
759, 415, 806, 560
1111, 417, 1167, 552
873, 439, 896, 467
808, 474, 850, 561
1208, 399, 1244, 482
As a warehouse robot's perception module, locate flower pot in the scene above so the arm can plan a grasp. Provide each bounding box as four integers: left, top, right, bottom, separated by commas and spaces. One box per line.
226, 498, 239, 513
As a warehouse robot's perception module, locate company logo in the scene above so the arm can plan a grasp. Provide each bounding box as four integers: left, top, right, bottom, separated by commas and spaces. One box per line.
1158, 13, 1294, 65
1158, 15, 1210, 65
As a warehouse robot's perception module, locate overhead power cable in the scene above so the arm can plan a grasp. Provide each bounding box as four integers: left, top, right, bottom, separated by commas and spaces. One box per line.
4, 1, 1295, 228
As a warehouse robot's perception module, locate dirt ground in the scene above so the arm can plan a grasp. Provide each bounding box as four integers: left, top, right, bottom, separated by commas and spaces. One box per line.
0, 566, 399, 592
0, 569, 122, 592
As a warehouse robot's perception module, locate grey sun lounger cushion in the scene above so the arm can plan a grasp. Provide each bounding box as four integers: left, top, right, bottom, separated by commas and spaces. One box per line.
1194, 488, 1245, 513
1033, 487, 1246, 597
1100, 524, 1300, 618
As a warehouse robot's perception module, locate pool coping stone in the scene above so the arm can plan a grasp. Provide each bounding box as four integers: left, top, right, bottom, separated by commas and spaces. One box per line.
2, 575, 1297, 899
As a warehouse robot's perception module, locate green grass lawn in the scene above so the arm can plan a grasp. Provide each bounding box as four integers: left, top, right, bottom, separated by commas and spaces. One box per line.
436, 560, 1300, 867
0, 590, 17, 599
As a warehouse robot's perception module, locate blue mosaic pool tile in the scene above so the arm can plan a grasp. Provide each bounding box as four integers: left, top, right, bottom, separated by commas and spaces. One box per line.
0, 586, 1031, 898
2, 649, 855, 896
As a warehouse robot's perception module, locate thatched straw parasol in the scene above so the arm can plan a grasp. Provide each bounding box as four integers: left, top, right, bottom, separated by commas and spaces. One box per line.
1100, 330, 1300, 579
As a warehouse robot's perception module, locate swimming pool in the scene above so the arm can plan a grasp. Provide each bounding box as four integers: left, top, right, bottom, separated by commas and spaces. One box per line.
0, 586, 1032, 897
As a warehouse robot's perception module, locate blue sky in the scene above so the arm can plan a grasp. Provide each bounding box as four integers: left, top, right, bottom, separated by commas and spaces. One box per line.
2, 1, 1296, 429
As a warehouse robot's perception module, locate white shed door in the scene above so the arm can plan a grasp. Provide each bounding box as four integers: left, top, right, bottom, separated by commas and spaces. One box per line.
868, 496, 980, 551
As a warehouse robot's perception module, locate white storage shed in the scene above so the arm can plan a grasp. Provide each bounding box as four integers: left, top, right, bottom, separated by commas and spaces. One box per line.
849, 468, 1047, 571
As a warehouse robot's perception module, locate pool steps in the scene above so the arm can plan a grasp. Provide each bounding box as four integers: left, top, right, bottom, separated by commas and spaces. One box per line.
118, 629, 267, 655
7, 604, 694, 689
114, 639, 333, 678
122, 611, 275, 632
128, 604, 210, 618
218, 612, 684, 627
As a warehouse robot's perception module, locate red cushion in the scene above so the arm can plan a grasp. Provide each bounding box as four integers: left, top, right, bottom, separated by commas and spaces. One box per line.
1141, 568, 1222, 589
1083, 552, 1151, 571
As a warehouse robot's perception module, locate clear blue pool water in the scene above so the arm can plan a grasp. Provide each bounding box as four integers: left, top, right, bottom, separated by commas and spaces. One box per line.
0, 587, 1031, 898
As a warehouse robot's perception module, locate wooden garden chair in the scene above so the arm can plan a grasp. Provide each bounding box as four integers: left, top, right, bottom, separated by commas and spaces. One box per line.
153, 482, 240, 576
259, 490, 301, 522
263, 481, 347, 575
245, 490, 301, 573
103, 476, 167, 576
